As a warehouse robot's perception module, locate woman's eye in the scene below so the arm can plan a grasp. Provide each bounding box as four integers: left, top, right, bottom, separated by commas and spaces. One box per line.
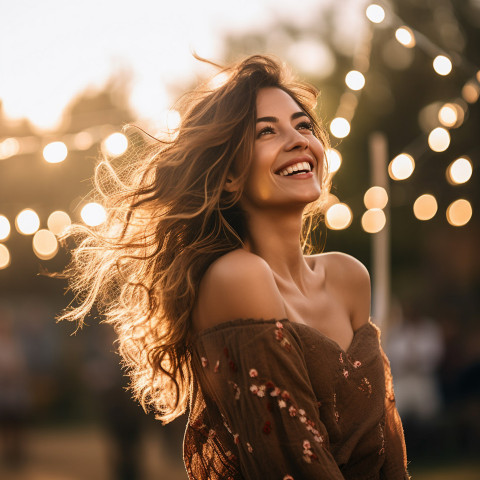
257, 126, 275, 137
296, 121, 314, 132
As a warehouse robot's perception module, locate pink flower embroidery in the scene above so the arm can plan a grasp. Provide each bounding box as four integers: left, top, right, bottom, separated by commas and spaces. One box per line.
339, 353, 344, 363
276, 321, 284, 329
303, 440, 311, 450
233, 433, 240, 444
288, 406, 297, 417
278, 399, 287, 408
270, 387, 282, 397
201, 357, 208, 368
343, 368, 349, 378
249, 368, 258, 378
353, 360, 362, 368
298, 409, 306, 416
250, 385, 259, 395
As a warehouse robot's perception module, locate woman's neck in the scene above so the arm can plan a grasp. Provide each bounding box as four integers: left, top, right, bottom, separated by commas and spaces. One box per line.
243, 207, 312, 290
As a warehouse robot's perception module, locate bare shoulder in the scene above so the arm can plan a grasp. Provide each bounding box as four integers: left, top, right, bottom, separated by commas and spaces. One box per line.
311, 252, 371, 330
193, 249, 287, 332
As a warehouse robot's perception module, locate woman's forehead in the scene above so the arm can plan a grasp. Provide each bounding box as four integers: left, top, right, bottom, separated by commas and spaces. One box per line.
255, 87, 304, 117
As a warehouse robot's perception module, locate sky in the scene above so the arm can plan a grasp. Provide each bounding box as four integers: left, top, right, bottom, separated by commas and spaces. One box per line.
0, 0, 343, 131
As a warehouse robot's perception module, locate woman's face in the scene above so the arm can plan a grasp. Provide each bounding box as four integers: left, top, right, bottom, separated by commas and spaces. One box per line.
241, 87, 324, 212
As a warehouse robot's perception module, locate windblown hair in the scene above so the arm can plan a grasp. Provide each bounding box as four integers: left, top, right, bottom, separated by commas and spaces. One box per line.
59, 54, 330, 423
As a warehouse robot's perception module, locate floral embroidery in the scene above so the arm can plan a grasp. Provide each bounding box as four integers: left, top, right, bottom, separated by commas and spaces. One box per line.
229, 381, 241, 400
250, 384, 259, 394
274, 322, 292, 351
353, 360, 362, 368
276, 321, 284, 329
358, 377, 373, 398
339, 352, 344, 364
343, 368, 349, 378
246, 442, 253, 453
249, 368, 258, 378
278, 399, 287, 408
233, 433, 240, 444
262, 421, 272, 434
201, 357, 208, 368
302, 438, 318, 463
289, 406, 297, 417
214, 360, 220, 373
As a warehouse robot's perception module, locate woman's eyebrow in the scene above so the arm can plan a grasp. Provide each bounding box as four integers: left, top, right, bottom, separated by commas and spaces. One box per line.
256, 111, 309, 123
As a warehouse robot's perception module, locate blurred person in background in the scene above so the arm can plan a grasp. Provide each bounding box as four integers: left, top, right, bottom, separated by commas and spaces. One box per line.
57, 55, 409, 479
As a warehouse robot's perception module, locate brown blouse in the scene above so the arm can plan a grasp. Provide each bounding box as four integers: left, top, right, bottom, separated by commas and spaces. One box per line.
184, 319, 410, 480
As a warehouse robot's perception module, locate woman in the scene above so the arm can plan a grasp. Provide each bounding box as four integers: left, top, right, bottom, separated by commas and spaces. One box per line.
60, 55, 409, 479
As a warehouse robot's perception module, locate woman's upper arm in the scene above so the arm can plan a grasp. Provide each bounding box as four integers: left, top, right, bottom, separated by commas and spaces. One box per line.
193, 250, 287, 332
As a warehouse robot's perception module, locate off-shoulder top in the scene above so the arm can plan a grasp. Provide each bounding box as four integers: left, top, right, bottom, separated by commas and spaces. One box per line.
184, 319, 409, 480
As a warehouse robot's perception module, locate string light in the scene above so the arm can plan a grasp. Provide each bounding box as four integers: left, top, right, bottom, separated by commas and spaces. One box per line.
345, 70, 366, 91
366, 4, 385, 24
325, 149, 342, 174
103, 132, 128, 157
325, 203, 353, 230
80, 202, 107, 227
364, 186, 388, 209
446, 199, 472, 226
362, 208, 386, 233
433, 55, 452, 76
47, 211, 72, 235
428, 127, 450, 152
43, 141, 68, 164
438, 103, 459, 127
330, 117, 351, 138
0, 215, 11, 241
462, 80, 480, 103
395, 27, 415, 48
389, 153, 415, 180
32, 229, 58, 260
0, 244, 11, 269
413, 194, 438, 221
447, 157, 473, 184
15, 209, 40, 235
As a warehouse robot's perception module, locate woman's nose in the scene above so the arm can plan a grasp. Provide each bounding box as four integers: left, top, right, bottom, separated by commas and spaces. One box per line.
284, 128, 308, 151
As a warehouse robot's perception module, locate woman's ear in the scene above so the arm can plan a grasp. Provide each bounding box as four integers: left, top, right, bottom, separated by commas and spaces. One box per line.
224, 176, 241, 193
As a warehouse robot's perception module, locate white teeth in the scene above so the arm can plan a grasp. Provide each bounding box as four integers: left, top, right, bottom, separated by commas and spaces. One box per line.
278, 161, 312, 176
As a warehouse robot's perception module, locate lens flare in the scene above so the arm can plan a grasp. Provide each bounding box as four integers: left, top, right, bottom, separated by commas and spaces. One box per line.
388, 154, 415, 180
0, 215, 11, 241
325, 203, 353, 230
447, 157, 473, 184
446, 199, 472, 227
364, 186, 388, 209
413, 194, 438, 221
361, 208, 386, 233
33, 229, 59, 260
16, 209, 40, 235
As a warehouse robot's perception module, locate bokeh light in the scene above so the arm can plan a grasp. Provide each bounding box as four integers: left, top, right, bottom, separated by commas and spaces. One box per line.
364, 186, 388, 209
446, 199, 472, 226
0, 244, 11, 270
81, 202, 107, 227
438, 103, 459, 127
413, 194, 438, 221
325, 203, 353, 230
447, 157, 473, 185
47, 210, 72, 235
0, 215, 11, 241
43, 141, 68, 164
388, 153, 415, 180
462, 81, 480, 103
16, 209, 40, 235
395, 27, 415, 48
166, 110, 182, 131
433, 55, 452, 76
361, 208, 386, 233
73, 131, 94, 151
0, 138, 20, 160
103, 132, 128, 157
428, 127, 450, 152
330, 117, 351, 138
345, 70, 365, 91
325, 148, 342, 174
366, 4, 385, 23
33, 229, 59, 260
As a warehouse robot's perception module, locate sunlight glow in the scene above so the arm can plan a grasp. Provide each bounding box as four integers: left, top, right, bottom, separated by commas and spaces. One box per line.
81, 202, 107, 227
428, 127, 450, 152
0, 216, 11, 241
446, 199, 472, 227
433, 55, 452, 76
364, 186, 388, 210
0, 138, 20, 160
447, 157, 473, 185
366, 4, 385, 23
0, 244, 10, 269
325, 203, 352, 230
16, 209, 40, 235
33, 229, 59, 260
345, 70, 365, 91
47, 211, 72, 235
413, 194, 438, 221
43, 141, 68, 163
103, 133, 128, 157
395, 27, 415, 48
325, 149, 342, 174
330, 117, 351, 138
361, 208, 386, 233
389, 153, 415, 181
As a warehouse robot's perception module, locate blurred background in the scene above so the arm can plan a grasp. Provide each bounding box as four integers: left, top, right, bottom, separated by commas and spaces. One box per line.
1, 0, 479, 479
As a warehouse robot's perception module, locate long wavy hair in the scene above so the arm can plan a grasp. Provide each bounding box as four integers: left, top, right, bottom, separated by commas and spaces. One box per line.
59, 54, 330, 423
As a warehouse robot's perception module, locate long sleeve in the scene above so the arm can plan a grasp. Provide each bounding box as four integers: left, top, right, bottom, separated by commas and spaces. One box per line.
190, 319, 345, 480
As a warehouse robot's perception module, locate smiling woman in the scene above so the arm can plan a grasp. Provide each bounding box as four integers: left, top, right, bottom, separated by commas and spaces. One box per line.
58, 55, 409, 479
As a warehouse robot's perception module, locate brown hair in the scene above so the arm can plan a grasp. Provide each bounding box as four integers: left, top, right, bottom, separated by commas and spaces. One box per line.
59, 54, 330, 423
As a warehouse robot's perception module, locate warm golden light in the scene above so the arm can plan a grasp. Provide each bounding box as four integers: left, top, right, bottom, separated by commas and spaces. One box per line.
166, 110, 181, 131
16, 209, 40, 235
47, 211, 72, 235
325, 203, 353, 230
413, 194, 438, 221
361, 208, 386, 233
395, 27, 415, 48
325, 149, 342, 174
330, 117, 351, 138
73, 131, 94, 150
33, 229, 58, 260
462, 81, 480, 103
428, 127, 450, 152
43, 141, 68, 164
345, 70, 365, 91
366, 4, 385, 23
438, 103, 458, 127
364, 186, 388, 209
433, 55, 452, 76
389, 154, 415, 180
81, 202, 107, 227
447, 157, 473, 185
446, 199, 472, 226
208, 72, 230, 89
0, 215, 11, 241
0, 138, 20, 160
103, 133, 128, 157
0, 244, 10, 269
